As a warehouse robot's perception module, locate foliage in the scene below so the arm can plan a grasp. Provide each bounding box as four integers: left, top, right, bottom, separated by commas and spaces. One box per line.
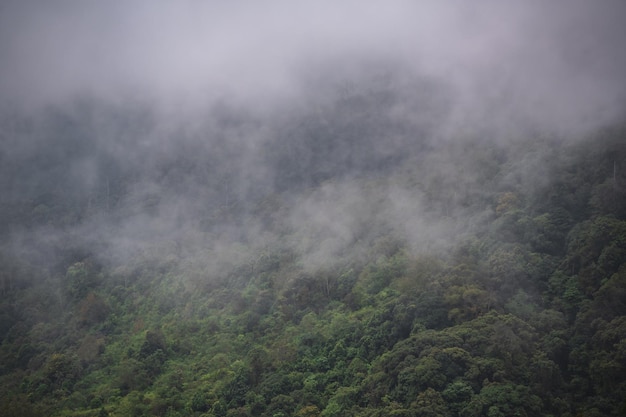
1, 106, 625, 416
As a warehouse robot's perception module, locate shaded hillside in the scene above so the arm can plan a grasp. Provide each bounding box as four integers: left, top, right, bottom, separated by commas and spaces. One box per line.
1, 90, 625, 415
1, 3, 626, 414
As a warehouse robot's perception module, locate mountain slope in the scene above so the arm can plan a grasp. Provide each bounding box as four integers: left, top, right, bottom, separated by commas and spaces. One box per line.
1, 89, 625, 416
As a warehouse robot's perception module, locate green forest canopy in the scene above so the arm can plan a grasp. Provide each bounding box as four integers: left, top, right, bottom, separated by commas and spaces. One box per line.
0, 88, 625, 417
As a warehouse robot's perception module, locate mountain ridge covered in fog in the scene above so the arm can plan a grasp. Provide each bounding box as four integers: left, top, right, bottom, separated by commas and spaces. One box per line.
1, 79, 625, 416
1, 1, 626, 416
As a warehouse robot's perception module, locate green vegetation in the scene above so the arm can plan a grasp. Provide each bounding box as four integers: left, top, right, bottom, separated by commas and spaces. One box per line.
1, 95, 625, 416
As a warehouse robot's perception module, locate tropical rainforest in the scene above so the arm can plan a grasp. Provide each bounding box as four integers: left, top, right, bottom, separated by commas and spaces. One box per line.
1, 2, 626, 417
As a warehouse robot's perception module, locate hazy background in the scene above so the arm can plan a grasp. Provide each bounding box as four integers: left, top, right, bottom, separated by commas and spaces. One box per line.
1, 0, 625, 279
2, 1, 625, 127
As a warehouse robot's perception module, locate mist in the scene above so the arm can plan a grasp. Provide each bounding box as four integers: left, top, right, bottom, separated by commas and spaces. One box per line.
2, 1, 625, 119
1, 0, 625, 280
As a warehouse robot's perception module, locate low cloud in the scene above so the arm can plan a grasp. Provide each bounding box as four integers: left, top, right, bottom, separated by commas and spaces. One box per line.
1, 1, 625, 280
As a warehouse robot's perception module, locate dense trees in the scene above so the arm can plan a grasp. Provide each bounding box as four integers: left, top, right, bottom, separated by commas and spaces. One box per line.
0, 87, 625, 416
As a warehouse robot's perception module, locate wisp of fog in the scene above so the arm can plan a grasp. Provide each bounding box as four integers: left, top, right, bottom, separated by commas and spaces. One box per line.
1, 0, 625, 278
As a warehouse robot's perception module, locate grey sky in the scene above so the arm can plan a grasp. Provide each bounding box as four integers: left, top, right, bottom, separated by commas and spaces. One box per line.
1, 1, 625, 134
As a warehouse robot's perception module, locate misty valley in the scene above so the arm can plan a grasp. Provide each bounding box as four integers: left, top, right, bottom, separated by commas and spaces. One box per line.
1, 2, 626, 416
1, 79, 625, 417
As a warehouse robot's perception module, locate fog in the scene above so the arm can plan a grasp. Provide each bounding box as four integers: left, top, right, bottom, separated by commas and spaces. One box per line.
1, 1, 625, 280
2, 1, 625, 122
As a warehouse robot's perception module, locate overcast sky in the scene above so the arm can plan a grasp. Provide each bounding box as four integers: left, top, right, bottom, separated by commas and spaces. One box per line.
1, 1, 625, 133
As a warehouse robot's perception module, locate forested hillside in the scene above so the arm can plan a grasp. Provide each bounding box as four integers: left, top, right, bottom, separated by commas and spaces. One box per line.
2, 2, 626, 417
1, 83, 625, 416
